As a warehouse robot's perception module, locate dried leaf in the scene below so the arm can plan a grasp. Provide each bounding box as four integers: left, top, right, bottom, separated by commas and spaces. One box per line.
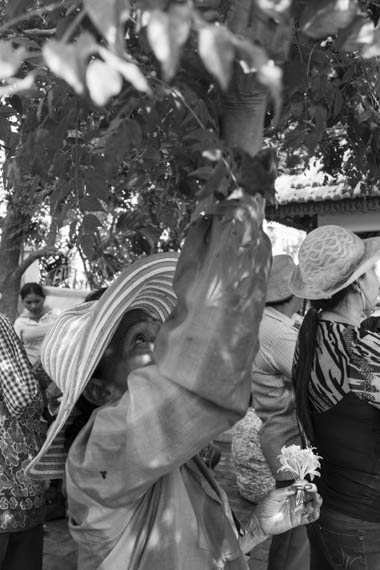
86, 59, 123, 106
43, 34, 97, 96
99, 48, 151, 94
300, 0, 360, 39
146, 4, 192, 81
198, 25, 235, 90
0, 41, 25, 80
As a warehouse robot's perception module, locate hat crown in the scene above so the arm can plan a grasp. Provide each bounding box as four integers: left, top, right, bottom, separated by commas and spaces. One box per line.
266, 254, 296, 303
298, 225, 364, 286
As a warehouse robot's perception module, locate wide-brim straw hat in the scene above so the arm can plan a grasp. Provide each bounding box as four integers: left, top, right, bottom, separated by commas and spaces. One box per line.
266, 254, 297, 303
26, 252, 178, 479
289, 225, 380, 300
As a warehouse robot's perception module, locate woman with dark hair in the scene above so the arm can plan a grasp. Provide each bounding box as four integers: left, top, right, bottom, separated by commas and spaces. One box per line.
14, 282, 59, 367
290, 225, 380, 570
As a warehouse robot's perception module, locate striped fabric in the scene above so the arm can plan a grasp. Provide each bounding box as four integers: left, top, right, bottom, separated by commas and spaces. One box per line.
295, 320, 380, 413
26, 252, 178, 479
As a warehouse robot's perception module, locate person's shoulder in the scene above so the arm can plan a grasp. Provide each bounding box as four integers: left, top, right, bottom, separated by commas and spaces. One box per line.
261, 307, 297, 335
0, 312, 19, 337
41, 307, 60, 320
0, 312, 13, 327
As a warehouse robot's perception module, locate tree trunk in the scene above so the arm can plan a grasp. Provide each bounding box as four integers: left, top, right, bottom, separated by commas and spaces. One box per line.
0, 203, 28, 321
220, 0, 293, 157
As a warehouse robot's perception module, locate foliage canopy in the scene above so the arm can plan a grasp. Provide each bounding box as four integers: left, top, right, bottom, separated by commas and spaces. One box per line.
0, 0, 380, 317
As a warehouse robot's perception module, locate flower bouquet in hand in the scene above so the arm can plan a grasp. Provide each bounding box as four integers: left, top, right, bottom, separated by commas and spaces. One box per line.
277, 445, 322, 506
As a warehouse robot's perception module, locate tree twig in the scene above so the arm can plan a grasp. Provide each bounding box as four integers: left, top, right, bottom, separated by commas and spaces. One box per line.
12, 246, 58, 280
0, 0, 65, 36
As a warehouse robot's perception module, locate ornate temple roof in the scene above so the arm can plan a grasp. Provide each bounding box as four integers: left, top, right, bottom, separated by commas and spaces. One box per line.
265, 167, 380, 231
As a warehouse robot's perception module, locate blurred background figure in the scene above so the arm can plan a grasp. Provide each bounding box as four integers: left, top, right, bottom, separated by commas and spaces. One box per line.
250, 254, 309, 570
14, 282, 62, 522
14, 282, 59, 368
0, 312, 45, 570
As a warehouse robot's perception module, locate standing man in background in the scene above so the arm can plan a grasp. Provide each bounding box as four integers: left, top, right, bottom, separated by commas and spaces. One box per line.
251, 254, 309, 570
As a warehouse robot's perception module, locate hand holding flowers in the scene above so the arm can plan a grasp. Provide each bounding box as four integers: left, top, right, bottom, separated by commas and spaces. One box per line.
278, 444, 322, 505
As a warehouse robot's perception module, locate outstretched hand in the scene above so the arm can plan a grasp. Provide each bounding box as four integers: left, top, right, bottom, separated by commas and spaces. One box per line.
255, 481, 322, 536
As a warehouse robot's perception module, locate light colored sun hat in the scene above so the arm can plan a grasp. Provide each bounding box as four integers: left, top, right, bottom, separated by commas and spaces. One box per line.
26, 252, 178, 479
266, 254, 298, 303
289, 225, 380, 300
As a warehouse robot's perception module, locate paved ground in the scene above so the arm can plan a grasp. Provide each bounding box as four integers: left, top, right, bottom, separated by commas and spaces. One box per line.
43, 438, 270, 570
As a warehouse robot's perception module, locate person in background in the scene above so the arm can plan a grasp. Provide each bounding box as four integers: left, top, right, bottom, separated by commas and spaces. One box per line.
14, 283, 62, 521
249, 254, 309, 570
0, 312, 45, 570
291, 225, 380, 570
27, 191, 321, 570
14, 282, 59, 368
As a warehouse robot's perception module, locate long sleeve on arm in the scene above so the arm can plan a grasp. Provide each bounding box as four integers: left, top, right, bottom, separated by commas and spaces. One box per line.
0, 313, 40, 417
252, 309, 302, 478
68, 191, 272, 505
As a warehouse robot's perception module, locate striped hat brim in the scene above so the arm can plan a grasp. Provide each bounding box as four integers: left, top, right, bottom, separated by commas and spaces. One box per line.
26, 252, 178, 479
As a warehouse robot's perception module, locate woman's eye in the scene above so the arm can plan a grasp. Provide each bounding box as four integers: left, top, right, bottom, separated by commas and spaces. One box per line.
135, 333, 146, 344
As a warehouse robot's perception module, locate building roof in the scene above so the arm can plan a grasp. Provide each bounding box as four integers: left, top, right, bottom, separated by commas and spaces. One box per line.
265, 167, 380, 231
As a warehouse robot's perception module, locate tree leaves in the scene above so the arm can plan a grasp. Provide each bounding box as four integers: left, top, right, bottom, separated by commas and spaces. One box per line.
234, 147, 277, 202
82, 213, 103, 232
84, 0, 131, 54
79, 195, 105, 212
104, 118, 143, 176
198, 25, 235, 90
337, 17, 380, 59
300, 0, 360, 39
0, 41, 25, 80
7, 0, 35, 19
43, 34, 97, 96
146, 4, 192, 81
99, 48, 151, 94
86, 60, 123, 106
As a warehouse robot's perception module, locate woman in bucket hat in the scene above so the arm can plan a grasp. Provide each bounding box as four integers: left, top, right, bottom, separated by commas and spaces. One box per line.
26, 191, 321, 570
290, 225, 380, 570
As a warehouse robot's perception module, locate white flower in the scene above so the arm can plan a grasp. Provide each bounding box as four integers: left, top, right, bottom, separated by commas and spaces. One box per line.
277, 445, 322, 481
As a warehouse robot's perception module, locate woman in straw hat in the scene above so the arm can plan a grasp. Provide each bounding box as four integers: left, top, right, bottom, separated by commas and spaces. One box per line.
27, 190, 321, 570
290, 225, 380, 570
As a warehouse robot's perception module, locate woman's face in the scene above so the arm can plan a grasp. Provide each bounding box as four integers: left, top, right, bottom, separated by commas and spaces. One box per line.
359, 266, 380, 313
84, 310, 161, 405
22, 293, 45, 317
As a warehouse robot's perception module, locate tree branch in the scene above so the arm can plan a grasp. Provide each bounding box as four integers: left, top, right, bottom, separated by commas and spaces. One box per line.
0, 1, 65, 36
12, 247, 58, 280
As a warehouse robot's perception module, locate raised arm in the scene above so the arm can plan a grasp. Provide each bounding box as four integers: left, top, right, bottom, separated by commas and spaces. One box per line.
69, 190, 271, 502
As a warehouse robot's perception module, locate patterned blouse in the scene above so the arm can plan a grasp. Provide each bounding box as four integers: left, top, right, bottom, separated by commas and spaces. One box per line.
308, 319, 380, 413
0, 313, 45, 532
